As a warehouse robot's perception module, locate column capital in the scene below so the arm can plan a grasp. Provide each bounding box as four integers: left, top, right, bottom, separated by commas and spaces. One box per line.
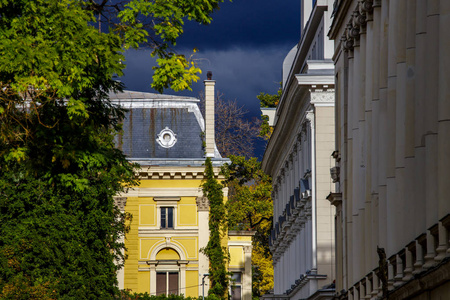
196, 196, 209, 211
113, 196, 127, 211
243, 245, 253, 254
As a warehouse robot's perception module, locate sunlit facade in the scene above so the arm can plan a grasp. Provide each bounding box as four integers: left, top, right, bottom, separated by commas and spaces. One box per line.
328, 0, 450, 299
262, 1, 336, 299
113, 80, 253, 299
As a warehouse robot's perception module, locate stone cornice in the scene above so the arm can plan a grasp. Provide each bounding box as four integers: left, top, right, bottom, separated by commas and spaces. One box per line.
228, 230, 256, 236
123, 187, 203, 198
262, 86, 309, 177
263, 74, 334, 177
134, 166, 224, 180
326, 192, 342, 207
295, 74, 335, 86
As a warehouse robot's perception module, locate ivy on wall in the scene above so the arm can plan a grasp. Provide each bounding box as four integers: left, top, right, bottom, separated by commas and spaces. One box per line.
202, 158, 228, 299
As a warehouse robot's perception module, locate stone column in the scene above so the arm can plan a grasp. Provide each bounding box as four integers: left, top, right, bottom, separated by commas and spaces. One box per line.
196, 196, 210, 296
178, 261, 188, 295
377, 0, 389, 252
438, 0, 450, 220
404, 0, 417, 252
243, 245, 253, 300
371, 1, 382, 268
386, 0, 399, 256
114, 196, 127, 290
424, 0, 439, 233
364, 2, 374, 271
412, 0, 427, 239
148, 261, 158, 295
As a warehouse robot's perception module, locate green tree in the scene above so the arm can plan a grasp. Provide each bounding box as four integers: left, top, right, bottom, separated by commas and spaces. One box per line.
222, 156, 273, 296
89, 0, 227, 93
0, 0, 137, 293
0, 0, 228, 297
202, 158, 229, 299
257, 86, 281, 140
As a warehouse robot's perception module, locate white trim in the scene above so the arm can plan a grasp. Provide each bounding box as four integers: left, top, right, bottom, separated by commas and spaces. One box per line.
124, 187, 202, 198
296, 74, 335, 85
138, 229, 199, 236
149, 242, 187, 261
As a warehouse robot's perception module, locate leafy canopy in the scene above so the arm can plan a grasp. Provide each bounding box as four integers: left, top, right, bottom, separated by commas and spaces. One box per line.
257, 86, 281, 140
221, 156, 273, 296
96, 0, 227, 92
0, 0, 229, 297
0, 0, 137, 298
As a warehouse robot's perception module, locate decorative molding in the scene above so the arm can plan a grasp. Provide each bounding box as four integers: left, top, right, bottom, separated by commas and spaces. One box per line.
124, 187, 202, 198
154, 196, 181, 201
196, 196, 209, 211
360, 0, 374, 22
156, 127, 177, 148
310, 90, 335, 104
114, 197, 127, 211
326, 192, 342, 207
330, 166, 340, 183
243, 245, 253, 254
340, 0, 376, 53
305, 111, 315, 130
332, 150, 341, 162
136, 170, 205, 180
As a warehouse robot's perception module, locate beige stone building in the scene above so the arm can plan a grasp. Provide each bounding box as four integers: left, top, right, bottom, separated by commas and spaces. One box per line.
328, 0, 450, 299
262, 1, 336, 299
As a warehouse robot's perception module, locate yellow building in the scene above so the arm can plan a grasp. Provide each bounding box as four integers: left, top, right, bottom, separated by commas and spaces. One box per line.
111, 77, 253, 299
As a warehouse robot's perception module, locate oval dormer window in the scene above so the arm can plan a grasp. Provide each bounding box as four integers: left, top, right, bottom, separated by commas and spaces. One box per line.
157, 127, 177, 148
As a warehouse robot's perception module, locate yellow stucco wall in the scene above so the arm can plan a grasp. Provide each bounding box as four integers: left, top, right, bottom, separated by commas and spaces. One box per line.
139, 179, 202, 188
185, 270, 199, 296
156, 248, 180, 260
229, 246, 245, 269
124, 178, 203, 294
137, 271, 150, 293
123, 175, 242, 297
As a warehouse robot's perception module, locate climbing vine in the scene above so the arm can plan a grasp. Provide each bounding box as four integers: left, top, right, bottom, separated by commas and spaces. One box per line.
202, 158, 228, 299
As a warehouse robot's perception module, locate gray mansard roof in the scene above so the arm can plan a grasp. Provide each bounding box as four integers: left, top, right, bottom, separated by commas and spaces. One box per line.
110, 90, 222, 162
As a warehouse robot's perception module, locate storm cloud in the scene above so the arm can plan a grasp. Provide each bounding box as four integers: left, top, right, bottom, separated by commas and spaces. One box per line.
121, 44, 294, 118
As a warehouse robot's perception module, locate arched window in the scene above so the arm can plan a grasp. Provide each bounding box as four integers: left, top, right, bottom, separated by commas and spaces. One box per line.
155, 248, 180, 295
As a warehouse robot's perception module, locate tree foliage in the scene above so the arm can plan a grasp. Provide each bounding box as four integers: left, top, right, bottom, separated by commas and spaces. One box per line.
257, 87, 281, 140
221, 156, 273, 296
88, 0, 227, 93
202, 158, 228, 299
0, 0, 229, 297
257, 89, 281, 108
0, 0, 138, 297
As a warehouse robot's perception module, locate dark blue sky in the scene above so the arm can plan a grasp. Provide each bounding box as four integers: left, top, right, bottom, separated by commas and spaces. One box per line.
120, 0, 300, 157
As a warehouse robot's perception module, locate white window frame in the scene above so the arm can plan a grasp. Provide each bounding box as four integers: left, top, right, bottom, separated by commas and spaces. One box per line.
154, 197, 180, 230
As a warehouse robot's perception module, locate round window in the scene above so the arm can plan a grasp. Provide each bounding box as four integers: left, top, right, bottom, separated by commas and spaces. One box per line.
157, 127, 177, 148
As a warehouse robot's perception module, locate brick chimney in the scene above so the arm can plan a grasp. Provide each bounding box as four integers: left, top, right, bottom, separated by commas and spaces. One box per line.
204, 71, 215, 158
